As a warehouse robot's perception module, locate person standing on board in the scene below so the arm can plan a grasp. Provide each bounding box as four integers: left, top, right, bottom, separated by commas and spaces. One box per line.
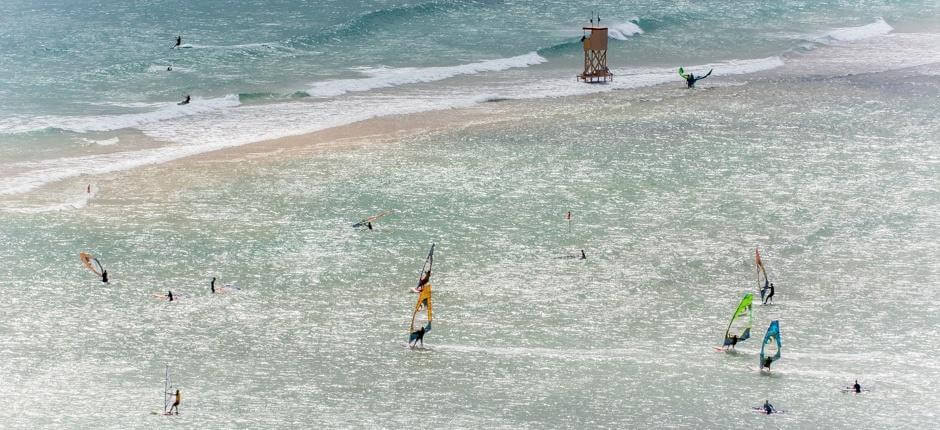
726, 334, 739, 350
853, 380, 861, 393
367, 221, 373, 230
174, 35, 181, 48
410, 326, 427, 348
762, 356, 773, 371
416, 269, 431, 292
763, 283, 775, 305
762, 400, 775, 414
167, 291, 174, 301
210, 277, 216, 294
168, 389, 181, 414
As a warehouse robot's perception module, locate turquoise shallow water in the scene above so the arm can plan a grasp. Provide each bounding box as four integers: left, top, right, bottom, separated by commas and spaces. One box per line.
2, 31, 939, 427
1, 2, 940, 428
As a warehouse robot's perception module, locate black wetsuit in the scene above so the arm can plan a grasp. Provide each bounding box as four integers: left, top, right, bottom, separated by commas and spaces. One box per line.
101, 270, 109, 283
764, 284, 775, 304
175, 36, 181, 47
730, 335, 738, 349
853, 382, 861, 393
763, 402, 774, 414
763, 357, 773, 369
580, 249, 587, 260
167, 291, 174, 301
211, 277, 216, 294
684, 69, 712, 88
411, 327, 426, 347
367, 222, 372, 230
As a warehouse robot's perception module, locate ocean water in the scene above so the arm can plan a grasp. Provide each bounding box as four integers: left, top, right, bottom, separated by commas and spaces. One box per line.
1, 1, 939, 428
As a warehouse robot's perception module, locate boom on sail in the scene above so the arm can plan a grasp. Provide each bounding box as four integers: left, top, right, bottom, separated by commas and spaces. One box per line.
760, 320, 782, 369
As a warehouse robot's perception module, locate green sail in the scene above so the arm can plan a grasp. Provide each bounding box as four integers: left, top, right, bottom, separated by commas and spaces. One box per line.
723, 293, 753, 346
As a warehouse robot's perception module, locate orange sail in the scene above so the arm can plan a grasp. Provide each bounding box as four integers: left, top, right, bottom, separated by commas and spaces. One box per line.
79, 252, 102, 276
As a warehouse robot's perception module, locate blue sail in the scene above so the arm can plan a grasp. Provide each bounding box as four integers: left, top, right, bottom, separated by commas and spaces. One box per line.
759, 320, 782, 366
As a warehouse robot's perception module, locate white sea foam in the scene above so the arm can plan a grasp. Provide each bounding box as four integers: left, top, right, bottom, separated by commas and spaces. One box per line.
607, 21, 644, 40
0, 95, 240, 135
819, 18, 893, 43
81, 137, 120, 146
306, 52, 547, 97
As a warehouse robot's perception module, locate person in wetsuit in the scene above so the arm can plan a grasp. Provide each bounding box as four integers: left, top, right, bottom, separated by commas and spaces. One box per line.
762, 356, 773, 370
410, 326, 427, 348
764, 283, 775, 305
101, 270, 109, 283
726, 334, 739, 350
174, 35, 181, 48
179, 95, 190, 105
167, 290, 174, 301
366, 221, 373, 230
680, 68, 713, 88
210, 277, 216, 294
762, 400, 775, 414
580, 249, 587, 260
853, 380, 861, 393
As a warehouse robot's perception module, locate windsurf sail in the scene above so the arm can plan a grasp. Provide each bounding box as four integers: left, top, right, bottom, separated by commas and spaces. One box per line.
756, 247, 770, 297
760, 320, 782, 366
723, 293, 753, 346
79, 252, 103, 277
678, 67, 688, 78
409, 284, 432, 341
352, 211, 390, 227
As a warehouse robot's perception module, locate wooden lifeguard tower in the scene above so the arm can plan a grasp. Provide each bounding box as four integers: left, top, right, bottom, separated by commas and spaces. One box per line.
577, 19, 612, 83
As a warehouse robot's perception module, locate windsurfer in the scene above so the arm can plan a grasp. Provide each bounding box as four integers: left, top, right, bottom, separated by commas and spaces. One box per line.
763, 283, 775, 304
416, 270, 431, 292
367, 222, 373, 230
726, 334, 739, 349
174, 35, 181, 48
179, 95, 191, 105
762, 356, 773, 370
167, 291, 174, 301
580, 249, 587, 259
210, 277, 216, 294
410, 326, 426, 348
101, 269, 109, 283
762, 400, 775, 414
168, 389, 181, 414
853, 380, 861, 393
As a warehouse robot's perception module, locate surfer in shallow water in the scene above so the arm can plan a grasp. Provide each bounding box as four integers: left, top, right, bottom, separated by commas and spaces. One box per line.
679, 68, 712, 88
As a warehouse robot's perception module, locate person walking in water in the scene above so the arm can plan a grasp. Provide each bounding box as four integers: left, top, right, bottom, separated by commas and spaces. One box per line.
763, 283, 775, 305
679, 68, 712, 88
168, 389, 181, 414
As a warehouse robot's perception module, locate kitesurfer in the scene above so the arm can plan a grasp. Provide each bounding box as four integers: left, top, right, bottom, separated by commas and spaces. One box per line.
168, 389, 181, 414
210, 277, 216, 294
410, 326, 426, 348
763, 283, 775, 305
762, 400, 775, 414
179, 95, 190, 105
167, 290, 174, 301
174, 35, 181, 48
853, 380, 861, 393
679, 68, 712, 88
580, 249, 587, 260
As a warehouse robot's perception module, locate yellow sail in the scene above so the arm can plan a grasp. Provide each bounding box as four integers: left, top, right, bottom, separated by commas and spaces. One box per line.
410, 284, 432, 332
79, 252, 102, 276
